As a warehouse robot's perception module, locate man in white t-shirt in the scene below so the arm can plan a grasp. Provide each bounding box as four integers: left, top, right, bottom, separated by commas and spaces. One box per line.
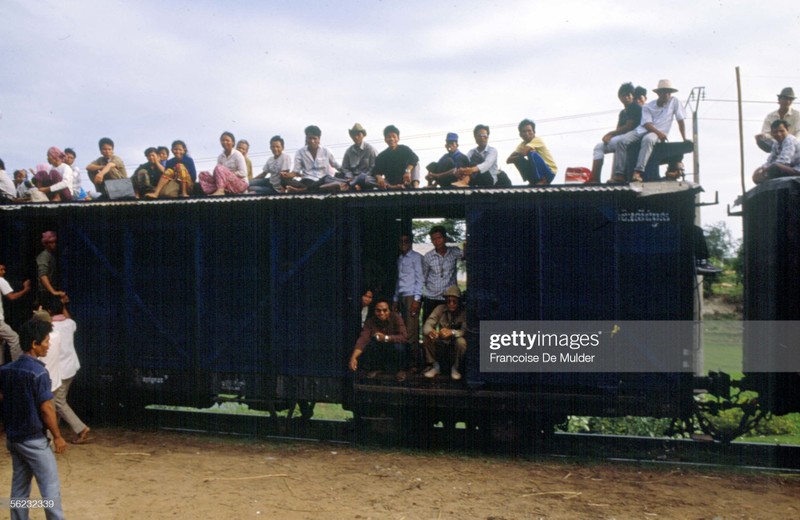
49, 300, 91, 444
615, 79, 687, 182
0, 263, 31, 362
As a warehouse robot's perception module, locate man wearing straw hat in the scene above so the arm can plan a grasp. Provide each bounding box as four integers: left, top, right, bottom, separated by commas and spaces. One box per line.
614, 79, 687, 182
340, 123, 378, 190
755, 87, 800, 153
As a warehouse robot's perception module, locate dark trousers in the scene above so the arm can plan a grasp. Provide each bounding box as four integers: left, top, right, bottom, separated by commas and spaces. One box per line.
469, 171, 495, 187
514, 152, 555, 184
360, 340, 408, 373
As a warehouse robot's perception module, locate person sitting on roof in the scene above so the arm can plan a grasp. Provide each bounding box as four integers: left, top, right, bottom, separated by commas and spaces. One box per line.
199, 131, 250, 196
340, 123, 378, 191
425, 132, 471, 187
236, 139, 254, 181
456, 124, 503, 187
284, 125, 346, 193
86, 137, 127, 198
753, 119, 800, 184
249, 135, 291, 195
613, 79, 687, 183
146, 140, 196, 199
591, 82, 641, 183
131, 147, 165, 198
755, 87, 800, 153
506, 119, 557, 186
374, 125, 420, 190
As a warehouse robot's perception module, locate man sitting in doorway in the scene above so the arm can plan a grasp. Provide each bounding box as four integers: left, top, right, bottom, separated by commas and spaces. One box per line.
422, 285, 467, 380
348, 297, 409, 382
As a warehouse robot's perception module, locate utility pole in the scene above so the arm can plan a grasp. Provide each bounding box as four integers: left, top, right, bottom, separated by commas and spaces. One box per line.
687, 86, 705, 185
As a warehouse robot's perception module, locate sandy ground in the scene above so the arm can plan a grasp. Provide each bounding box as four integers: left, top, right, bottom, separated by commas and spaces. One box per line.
0, 428, 798, 519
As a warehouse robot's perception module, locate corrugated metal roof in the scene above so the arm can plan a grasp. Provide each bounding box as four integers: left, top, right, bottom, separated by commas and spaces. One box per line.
0, 181, 701, 212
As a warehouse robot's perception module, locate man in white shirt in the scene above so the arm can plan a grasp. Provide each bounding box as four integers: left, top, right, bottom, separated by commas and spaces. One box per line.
615, 79, 687, 182
286, 125, 345, 193
0, 263, 31, 362
0, 159, 17, 200
755, 87, 800, 153
48, 300, 91, 444
456, 124, 500, 187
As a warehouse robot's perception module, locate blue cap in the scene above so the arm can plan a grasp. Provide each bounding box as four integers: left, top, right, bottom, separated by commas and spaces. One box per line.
446, 132, 458, 142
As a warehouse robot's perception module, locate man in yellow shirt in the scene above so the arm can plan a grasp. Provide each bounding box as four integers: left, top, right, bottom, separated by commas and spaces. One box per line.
506, 119, 557, 185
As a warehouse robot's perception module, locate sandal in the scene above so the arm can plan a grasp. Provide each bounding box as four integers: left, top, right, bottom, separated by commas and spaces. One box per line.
631, 172, 643, 182
73, 427, 92, 444
395, 370, 407, 382
609, 174, 626, 184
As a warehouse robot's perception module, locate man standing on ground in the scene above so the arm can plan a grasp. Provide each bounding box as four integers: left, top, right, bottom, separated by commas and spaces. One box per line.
0, 263, 31, 362
49, 300, 91, 444
0, 318, 67, 520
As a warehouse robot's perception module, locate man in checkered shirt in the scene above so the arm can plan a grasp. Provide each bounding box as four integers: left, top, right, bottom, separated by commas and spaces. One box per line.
421, 226, 463, 323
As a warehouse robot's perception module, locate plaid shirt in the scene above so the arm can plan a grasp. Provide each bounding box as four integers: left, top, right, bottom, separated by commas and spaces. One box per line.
765, 134, 800, 170
422, 246, 463, 300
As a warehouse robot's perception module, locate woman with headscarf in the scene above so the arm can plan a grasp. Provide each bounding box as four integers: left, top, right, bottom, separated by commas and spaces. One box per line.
32, 147, 74, 201
198, 131, 249, 196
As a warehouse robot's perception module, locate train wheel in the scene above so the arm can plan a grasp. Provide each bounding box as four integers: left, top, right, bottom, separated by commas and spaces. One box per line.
692, 396, 768, 443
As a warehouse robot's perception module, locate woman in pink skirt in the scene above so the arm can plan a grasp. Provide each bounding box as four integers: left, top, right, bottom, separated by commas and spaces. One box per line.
199, 131, 249, 196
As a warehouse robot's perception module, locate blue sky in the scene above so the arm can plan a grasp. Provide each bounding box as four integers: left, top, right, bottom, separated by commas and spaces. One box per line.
2, 0, 799, 238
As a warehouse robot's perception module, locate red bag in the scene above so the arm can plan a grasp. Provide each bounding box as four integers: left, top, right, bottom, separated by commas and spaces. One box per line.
565, 167, 592, 184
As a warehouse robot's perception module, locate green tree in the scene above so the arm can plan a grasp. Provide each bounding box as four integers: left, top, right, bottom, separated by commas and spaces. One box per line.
412, 219, 465, 243
702, 221, 739, 260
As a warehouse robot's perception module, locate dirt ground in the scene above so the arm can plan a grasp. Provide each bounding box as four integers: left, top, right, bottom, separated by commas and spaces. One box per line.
0, 428, 798, 520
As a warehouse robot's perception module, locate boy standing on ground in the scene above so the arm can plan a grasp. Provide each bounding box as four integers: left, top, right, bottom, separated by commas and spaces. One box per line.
0, 318, 67, 520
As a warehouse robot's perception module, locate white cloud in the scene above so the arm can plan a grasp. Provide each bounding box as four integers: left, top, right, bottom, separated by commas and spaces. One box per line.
1, 0, 798, 234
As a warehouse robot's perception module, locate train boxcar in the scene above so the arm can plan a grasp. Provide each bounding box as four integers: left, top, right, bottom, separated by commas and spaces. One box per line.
0, 182, 701, 436
741, 178, 800, 415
